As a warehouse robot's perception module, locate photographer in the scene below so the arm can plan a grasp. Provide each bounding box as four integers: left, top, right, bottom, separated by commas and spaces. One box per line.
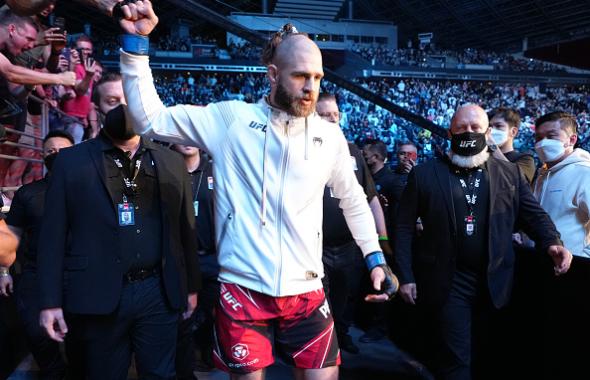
59, 35, 98, 143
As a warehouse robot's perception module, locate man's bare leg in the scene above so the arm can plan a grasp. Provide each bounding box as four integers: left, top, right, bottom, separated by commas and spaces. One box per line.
293, 366, 338, 380
231, 369, 265, 380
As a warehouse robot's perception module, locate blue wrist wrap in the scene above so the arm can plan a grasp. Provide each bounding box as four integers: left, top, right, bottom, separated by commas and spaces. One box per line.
365, 251, 386, 271
120, 34, 150, 55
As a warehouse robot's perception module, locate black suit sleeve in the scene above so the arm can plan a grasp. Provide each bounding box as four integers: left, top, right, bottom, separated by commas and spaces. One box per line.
516, 167, 562, 252
393, 169, 418, 284
6, 185, 26, 228
37, 154, 69, 309
180, 167, 201, 293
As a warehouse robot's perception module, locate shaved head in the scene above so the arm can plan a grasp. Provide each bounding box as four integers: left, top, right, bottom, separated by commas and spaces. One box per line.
273, 34, 322, 67
450, 104, 489, 135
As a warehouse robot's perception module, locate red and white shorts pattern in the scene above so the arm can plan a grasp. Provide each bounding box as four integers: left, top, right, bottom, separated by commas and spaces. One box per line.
213, 282, 341, 373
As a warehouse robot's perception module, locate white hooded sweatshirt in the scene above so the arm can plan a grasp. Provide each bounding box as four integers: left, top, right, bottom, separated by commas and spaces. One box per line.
534, 148, 590, 258
119, 51, 380, 297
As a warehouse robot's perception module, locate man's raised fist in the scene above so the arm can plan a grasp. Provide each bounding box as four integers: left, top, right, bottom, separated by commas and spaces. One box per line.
118, 0, 159, 36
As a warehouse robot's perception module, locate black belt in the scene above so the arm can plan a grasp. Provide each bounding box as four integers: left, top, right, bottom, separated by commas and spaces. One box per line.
124, 267, 159, 283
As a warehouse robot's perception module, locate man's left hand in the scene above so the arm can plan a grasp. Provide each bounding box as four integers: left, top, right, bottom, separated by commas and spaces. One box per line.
547, 245, 572, 276
182, 292, 198, 320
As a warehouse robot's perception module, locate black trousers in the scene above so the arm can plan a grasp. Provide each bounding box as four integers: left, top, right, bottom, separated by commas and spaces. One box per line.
16, 271, 66, 380
544, 255, 590, 380
176, 253, 219, 379
430, 271, 509, 380
322, 240, 364, 338
68, 275, 179, 380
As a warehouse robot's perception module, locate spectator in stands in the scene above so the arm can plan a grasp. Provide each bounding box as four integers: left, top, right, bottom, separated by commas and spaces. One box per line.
488, 107, 536, 184
1, 130, 74, 379
85, 60, 104, 138
0, 0, 69, 191
533, 111, 590, 380
317, 93, 393, 355
0, 7, 74, 189
0, 8, 75, 87
394, 104, 572, 380
9, 0, 65, 74
37, 105, 201, 379
119, 3, 397, 379
59, 35, 98, 143
172, 144, 218, 376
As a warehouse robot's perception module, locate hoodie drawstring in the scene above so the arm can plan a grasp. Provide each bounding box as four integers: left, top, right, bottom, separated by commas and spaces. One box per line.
304, 117, 309, 160
260, 111, 271, 227
540, 170, 551, 205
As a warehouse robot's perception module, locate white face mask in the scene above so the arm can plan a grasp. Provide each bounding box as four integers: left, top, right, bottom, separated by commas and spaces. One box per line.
490, 128, 508, 146
535, 138, 566, 163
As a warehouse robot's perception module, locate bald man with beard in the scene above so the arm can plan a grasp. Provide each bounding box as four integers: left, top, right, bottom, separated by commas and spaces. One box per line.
393, 104, 572, 380
116, 1, 398, 380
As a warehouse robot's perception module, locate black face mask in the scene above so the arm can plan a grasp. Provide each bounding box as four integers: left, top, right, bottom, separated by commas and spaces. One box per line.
451, 132, 487, 156
44, 153, 58, 172
102, 104, 136, 141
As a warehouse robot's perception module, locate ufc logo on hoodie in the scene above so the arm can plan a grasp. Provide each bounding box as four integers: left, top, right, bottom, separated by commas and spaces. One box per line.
459, 140, 477, 148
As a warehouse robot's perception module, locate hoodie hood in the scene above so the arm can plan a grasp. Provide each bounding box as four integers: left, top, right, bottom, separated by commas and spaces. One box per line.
541, 148, 590, 174
534, 148, 590, 258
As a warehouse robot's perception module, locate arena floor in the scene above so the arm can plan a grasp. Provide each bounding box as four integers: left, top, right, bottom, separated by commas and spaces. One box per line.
8, 326, 432, 380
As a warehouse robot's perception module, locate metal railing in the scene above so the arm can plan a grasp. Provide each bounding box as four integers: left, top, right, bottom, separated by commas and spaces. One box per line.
1, 95, 86, 195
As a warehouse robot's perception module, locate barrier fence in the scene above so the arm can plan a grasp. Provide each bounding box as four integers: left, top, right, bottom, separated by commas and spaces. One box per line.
0, 95, 82, 195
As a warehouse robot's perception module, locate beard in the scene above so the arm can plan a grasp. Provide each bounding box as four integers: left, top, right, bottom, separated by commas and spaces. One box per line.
274, 81, 316, 118
449, 148, 490, 169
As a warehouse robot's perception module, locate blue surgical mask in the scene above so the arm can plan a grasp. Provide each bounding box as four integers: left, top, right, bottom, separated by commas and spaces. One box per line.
490, 128, 508, 146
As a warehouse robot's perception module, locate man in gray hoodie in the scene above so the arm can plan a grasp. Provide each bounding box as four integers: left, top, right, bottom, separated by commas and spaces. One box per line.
533, 111, 590, 379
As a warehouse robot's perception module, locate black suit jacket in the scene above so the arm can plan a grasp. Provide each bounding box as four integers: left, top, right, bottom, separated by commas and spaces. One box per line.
393, 156, 561, 310
37, 137, 201, 314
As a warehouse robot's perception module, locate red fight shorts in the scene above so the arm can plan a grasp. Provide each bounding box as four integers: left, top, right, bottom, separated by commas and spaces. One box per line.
212, 282, 341, 373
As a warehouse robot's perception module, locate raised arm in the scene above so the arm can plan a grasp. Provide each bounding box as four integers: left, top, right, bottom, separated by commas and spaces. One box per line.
118, 0, 228, 153
0, 52, 75, 86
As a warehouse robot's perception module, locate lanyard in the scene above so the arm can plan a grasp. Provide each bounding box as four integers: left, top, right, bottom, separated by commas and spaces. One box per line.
113, 152, 142, 202
457, 168, 482, 216
192, 170, 205, 202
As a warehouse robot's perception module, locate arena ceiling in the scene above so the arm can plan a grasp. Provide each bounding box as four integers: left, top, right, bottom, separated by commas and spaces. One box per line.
9, 0, 589, 63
